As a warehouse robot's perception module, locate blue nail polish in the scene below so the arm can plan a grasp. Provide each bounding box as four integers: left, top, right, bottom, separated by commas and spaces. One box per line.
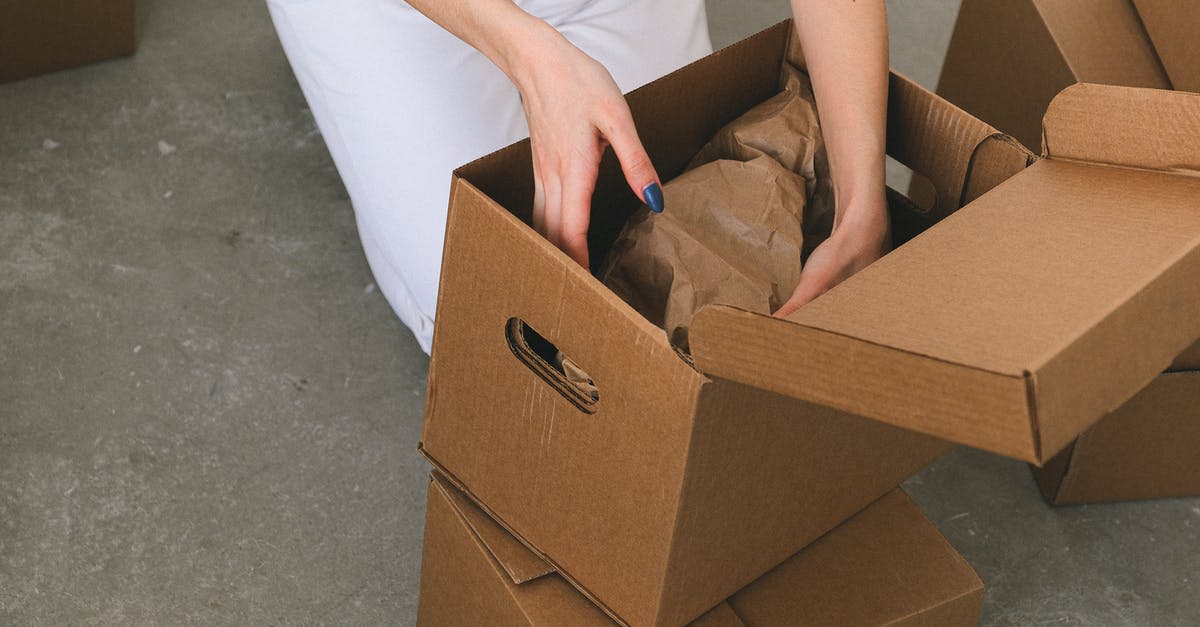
643, 182, 664, 213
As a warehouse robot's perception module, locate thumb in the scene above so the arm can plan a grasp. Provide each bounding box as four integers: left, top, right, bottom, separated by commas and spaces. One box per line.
604, 103, 664, 213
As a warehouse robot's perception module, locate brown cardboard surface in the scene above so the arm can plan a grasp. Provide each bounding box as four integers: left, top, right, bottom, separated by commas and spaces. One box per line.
0, 0, 137, 83
726, 491, 983, 626
690, 84, 1200, 465
1033, 0, 1168, 88
419, 474, 983, 627
1173, 341, 1200, 372
1132, 0, 1200, 93
422, 20, 1008, 627
417, 476, 613, 627
937, 0, 1171, 150
1040, 82, 1200, 170
1033, 370, 1200, 504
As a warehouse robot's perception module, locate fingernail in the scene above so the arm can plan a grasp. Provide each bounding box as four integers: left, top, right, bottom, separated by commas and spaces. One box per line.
642, 182, 664, 213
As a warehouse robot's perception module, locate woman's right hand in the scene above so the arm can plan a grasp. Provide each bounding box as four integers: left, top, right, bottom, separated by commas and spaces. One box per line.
505, 19, 663, 269
402, 2, 662, 267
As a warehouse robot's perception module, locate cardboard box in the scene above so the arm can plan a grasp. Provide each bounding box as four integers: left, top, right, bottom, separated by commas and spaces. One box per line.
1034, 369, 1200, 504
936, 0, 1199, 152
1, 0, 137, 83
421, 21, 1027, 627
418, 474, 984, 626
938, 2, 1200, 502
692, 83, 1200, 466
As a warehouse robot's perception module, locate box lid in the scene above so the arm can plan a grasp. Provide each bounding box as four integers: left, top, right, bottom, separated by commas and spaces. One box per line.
690, 84, 1200, 464
1131, 0, 1200, 93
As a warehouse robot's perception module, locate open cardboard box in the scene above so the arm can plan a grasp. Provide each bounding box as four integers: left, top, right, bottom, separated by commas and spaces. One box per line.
422, 20, 1028, 627
0, 0, 137, 83
937, 0, 1200, 503
419, 473, 984, 627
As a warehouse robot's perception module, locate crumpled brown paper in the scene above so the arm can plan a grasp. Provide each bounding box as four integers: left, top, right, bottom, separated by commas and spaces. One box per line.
600, 65, 832, 350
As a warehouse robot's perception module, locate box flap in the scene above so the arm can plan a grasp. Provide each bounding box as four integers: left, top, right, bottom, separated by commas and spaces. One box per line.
422, 474, 616, 627
1132, 0, 1200, 93
960, 134, 1037, 205
693, 154, 1200, 463
432, 474, 556, 585
885, 72, 1004, 222
726, 490, 983, 626
1041, 83, 1200, 172
1032, 0, 1170, 88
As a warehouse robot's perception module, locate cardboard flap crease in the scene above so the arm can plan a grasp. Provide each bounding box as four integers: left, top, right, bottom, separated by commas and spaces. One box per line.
435, 475, 557, 585
1042, 83, 1200, 172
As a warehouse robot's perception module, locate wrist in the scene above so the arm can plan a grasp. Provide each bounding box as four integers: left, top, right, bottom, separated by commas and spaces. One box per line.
487, 14, 565, 93
830, 192, 890, 250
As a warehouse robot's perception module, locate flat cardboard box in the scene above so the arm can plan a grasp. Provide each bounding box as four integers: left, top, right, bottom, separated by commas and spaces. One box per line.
936, 0, 1199, 152
1034, 369, 1200, 504
418, 473, 984, 627
691, 83, 1200, 466
422, 21, 1026, 627
1, 0, 137, 83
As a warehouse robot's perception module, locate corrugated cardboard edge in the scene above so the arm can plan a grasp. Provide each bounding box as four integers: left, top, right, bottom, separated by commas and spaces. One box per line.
1041, 83, 1200, 172
419, 452, 634, 626
431, 473, 556, 585
690, 306, 1040, 461
959, 133, 1037, 205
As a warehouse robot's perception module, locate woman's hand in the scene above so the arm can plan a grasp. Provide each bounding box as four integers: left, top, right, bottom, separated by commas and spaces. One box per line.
510, 24, 662, 268
774, 0, 890, 317
773, 196, 890, 319
403, 2, 661, 268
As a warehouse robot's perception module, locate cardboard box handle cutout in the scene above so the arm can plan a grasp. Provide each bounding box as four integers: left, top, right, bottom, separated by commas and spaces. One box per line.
505, 318, 600, 413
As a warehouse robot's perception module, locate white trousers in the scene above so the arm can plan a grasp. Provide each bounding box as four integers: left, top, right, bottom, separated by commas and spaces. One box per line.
267, 0, 712, 353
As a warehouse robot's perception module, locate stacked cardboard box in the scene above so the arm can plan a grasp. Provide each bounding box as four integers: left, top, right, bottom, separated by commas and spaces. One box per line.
419, 17, 1200, 626
418, 21, 1029, 626
1, 0, 137, 83
937, 0, 1200, 504
419, 473, 984, 626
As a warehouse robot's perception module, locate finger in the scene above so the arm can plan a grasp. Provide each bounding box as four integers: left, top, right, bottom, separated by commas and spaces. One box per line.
601, 101, 663, 213
559, 159, 598, 268
532, 158, 547, 235
773, 273, 830, 319
541, 168, 564, 250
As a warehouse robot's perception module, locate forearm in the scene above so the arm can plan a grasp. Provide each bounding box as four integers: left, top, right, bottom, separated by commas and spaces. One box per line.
790, 0, 888, 229
404, 0, 559, 90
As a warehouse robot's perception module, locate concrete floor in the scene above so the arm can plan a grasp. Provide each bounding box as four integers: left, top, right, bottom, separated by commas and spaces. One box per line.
1, 1, 1196, 625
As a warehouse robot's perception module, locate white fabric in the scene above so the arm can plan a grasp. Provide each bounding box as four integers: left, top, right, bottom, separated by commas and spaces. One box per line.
267, 0, 712, 353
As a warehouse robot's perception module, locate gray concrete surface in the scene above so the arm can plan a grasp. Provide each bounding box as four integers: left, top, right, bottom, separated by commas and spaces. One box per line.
1, 1, 1196, 625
